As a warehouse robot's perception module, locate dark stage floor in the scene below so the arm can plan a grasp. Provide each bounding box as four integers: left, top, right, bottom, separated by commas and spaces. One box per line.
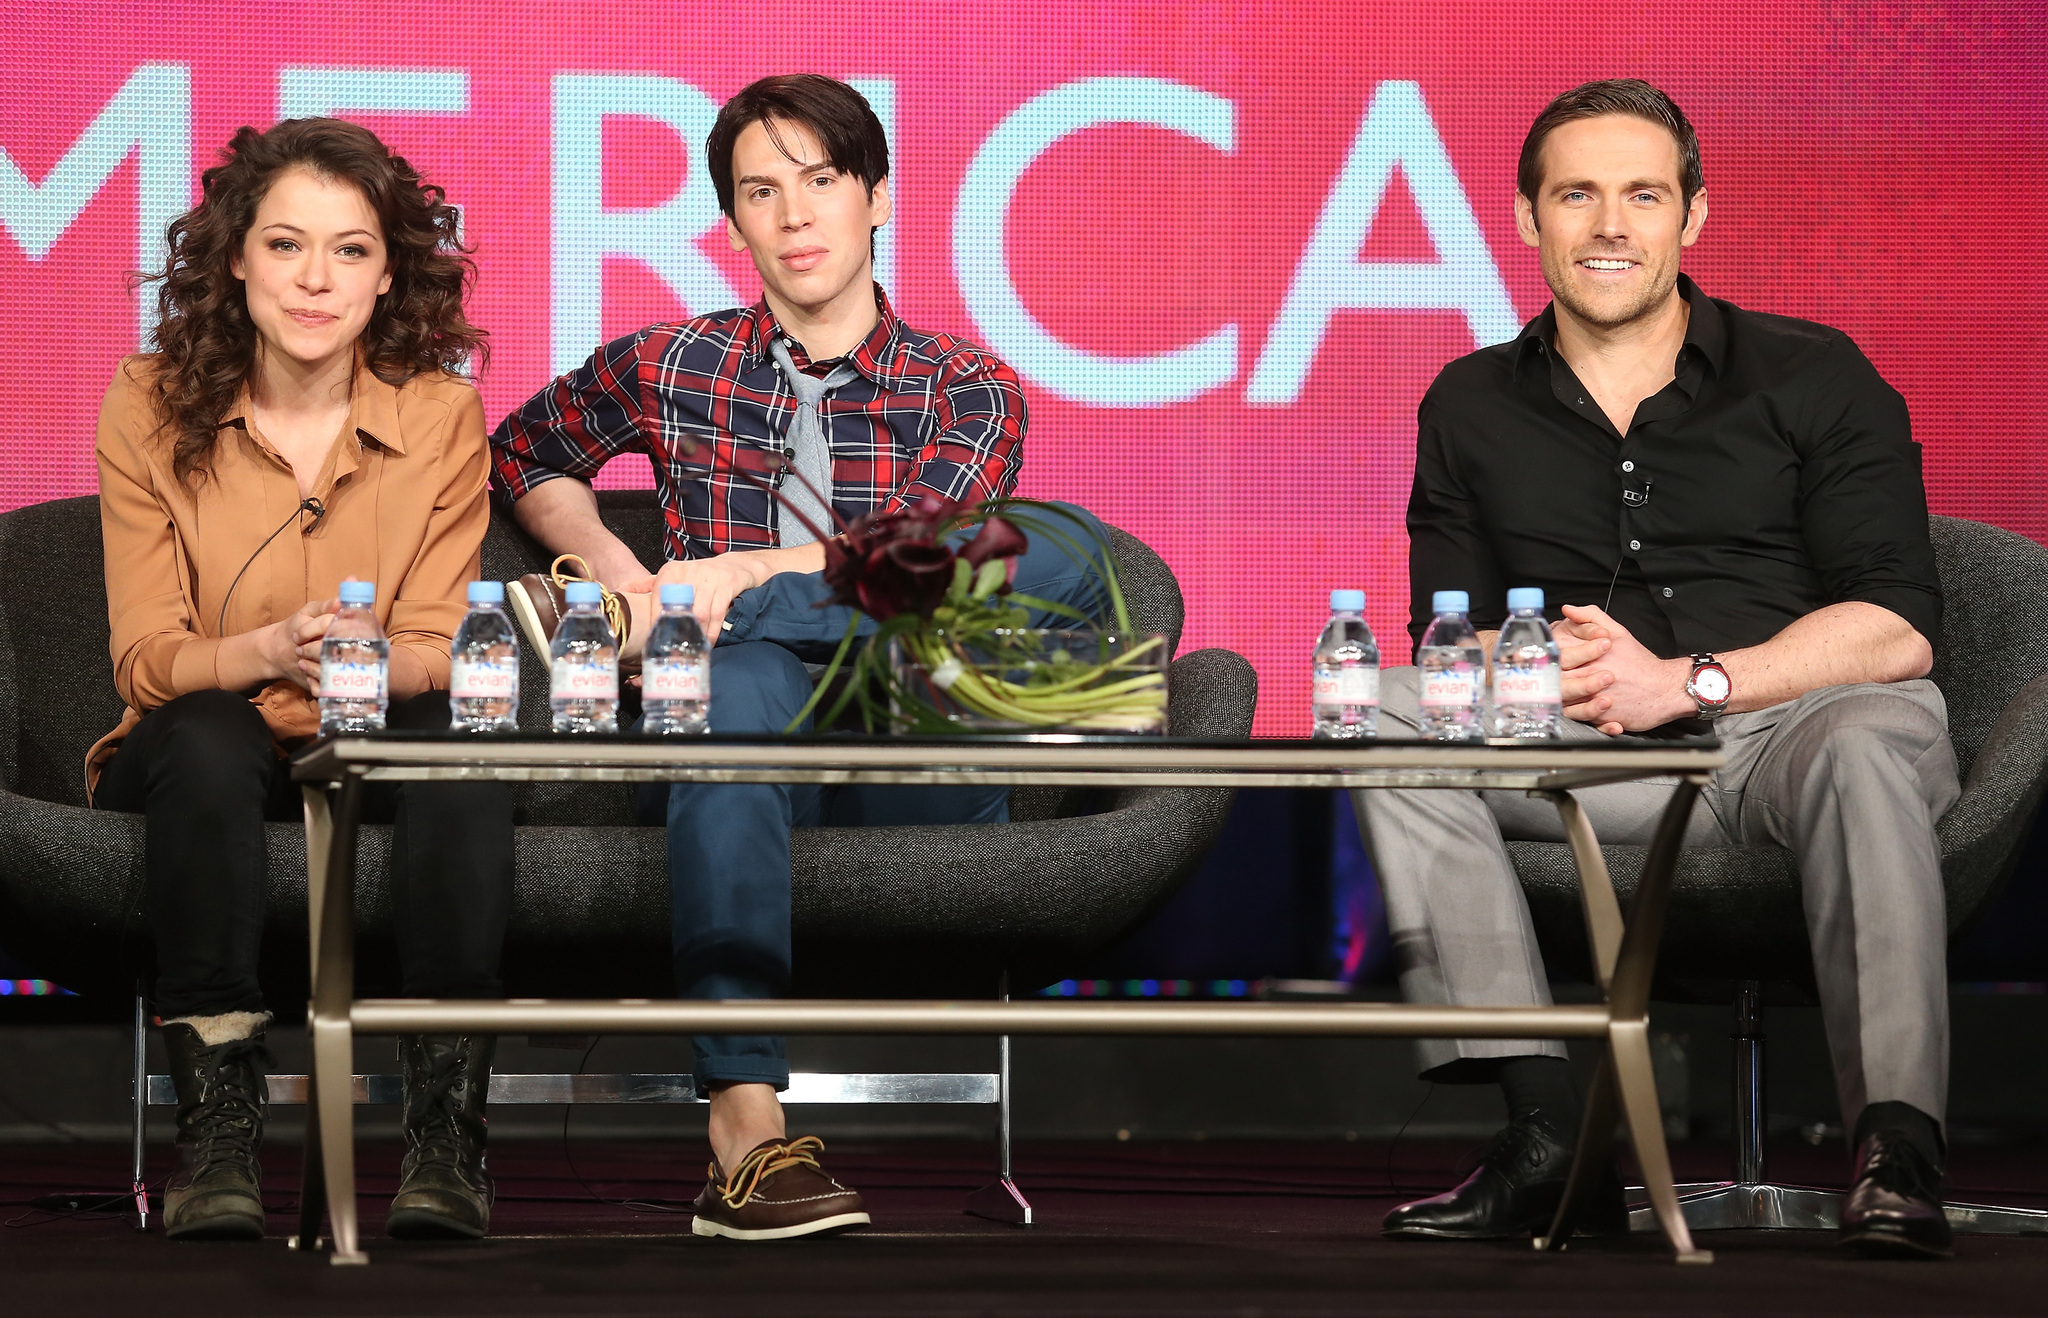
6, 1139, 2048, 1315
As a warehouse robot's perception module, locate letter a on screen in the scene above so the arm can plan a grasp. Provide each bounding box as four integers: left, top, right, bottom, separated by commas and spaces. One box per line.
1246, 80, 1518, 405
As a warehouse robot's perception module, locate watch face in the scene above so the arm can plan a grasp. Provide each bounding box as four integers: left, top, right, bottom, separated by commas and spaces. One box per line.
1690, 665, 1732, 705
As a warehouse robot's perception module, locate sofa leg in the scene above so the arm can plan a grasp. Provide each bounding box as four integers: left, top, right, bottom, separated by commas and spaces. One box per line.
966, 977, 1032, 1227
130, 985, 149, 1231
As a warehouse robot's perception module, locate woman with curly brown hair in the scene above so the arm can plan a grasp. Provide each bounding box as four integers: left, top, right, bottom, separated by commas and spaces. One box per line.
89, 118, 510, 1243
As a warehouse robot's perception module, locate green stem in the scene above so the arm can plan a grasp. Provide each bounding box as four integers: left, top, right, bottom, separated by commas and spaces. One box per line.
901, 634, 1165, 726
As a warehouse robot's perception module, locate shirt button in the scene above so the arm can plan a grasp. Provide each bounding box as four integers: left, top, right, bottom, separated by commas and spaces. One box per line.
1629, 539, 1642, 551
1621, 460, 1636, 473
1661, 587, 1674, 598
783, 446, 797, 457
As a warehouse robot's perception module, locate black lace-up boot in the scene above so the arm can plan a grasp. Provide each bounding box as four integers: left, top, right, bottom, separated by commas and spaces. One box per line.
161, 1023, 269, 1241
388, 1034, 496, 1239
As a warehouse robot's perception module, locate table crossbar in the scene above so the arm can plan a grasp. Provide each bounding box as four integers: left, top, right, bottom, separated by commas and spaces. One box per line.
346, 998, 1615, 1039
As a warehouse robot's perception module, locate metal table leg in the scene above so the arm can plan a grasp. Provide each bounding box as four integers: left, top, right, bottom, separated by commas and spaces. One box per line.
965, 1030, 1032, 1225
967, 972, 1033, 1226
1538, 778, 1713, 1264
130, 987, 149, 1230
301, 774, 367, 1265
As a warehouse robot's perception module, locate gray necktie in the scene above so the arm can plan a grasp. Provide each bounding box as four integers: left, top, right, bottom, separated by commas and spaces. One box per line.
769, 336, 859, 547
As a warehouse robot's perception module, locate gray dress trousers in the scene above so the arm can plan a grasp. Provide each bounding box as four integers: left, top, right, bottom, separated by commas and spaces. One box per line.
1351, 666, 1959, 1129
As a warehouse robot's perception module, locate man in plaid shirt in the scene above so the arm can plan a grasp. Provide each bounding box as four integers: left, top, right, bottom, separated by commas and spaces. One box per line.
490, 75, 1109, 1240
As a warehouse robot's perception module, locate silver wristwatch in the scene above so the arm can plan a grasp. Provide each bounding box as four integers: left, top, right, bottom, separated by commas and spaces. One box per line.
1685, 653, 1732, 720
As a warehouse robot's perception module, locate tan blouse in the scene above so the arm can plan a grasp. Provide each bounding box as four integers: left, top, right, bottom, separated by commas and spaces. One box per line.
88, 354, 491, 794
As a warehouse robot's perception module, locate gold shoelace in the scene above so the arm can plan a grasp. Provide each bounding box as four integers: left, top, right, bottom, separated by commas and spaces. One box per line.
713, 1135, 828, 1209
548, 554, 631, 646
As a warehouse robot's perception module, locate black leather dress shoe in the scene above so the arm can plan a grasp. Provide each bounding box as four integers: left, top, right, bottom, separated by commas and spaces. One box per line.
1839, 1132, 1952, 1259
1384, 1115, 1627, 1240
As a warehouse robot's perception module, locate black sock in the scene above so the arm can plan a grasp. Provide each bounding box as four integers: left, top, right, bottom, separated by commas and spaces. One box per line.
1855, 1100, 1945, 1171
1498, 1055, 1581, 1136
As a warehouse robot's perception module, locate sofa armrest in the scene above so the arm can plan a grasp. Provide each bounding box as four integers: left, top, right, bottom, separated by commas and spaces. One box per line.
1939, 670, 2048, 930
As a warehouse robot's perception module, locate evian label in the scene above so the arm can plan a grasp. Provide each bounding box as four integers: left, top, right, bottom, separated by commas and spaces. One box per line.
1419, 667, 1480, 709
1312, 666, 1378, 708
319, 660, 385, 701
551, 657, 618, 701
450, 659, 516, 700
1495, 664, 1561, 705
643, 659, 707, 701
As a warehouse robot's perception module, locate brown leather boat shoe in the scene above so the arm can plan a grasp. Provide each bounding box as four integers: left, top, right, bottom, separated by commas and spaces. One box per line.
690, 1136, 870, 1241
507, 554, 636, 671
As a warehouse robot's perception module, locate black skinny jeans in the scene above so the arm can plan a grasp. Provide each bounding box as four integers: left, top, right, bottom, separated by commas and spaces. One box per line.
96, 688, 514, 1019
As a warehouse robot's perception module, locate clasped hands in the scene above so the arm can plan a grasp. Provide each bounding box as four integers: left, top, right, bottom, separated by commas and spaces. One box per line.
1553, 604, 1697, 736
262, 596, 342, 691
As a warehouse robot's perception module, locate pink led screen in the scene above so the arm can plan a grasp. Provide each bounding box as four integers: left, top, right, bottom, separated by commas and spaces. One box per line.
2, 1, 2042, 732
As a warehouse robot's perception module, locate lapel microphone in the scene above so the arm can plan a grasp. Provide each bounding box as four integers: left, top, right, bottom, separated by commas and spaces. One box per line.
1621, 479, 1654, 507
217, 497, 330, 636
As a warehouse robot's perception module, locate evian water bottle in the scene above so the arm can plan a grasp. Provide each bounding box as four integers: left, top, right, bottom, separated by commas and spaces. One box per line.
550, 580, 619, 733
1417, 589, 1484, 742
1312, 589, 1379, 739
642, 582, 711, 735
318, 579, 388, 735
1492, 587, 1563, 738
449, 580, 520, 732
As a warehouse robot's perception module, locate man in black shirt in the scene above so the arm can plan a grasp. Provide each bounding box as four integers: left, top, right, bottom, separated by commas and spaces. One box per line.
1356, 80, 1956, 1258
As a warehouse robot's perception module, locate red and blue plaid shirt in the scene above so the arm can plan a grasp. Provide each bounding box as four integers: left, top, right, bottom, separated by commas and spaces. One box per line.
490, 286, 1025, 561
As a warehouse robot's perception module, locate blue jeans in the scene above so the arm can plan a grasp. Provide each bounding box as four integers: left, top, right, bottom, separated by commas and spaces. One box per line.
633, 502, 1114, 1089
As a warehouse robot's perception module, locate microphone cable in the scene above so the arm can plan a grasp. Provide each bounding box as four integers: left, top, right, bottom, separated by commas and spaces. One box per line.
216, 497, 327, 637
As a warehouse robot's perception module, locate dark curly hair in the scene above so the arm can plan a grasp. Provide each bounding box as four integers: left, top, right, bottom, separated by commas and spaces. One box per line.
140, 117, 487, 483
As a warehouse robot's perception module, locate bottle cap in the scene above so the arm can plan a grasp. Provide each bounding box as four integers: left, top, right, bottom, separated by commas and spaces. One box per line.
1506, 587, 1544, 612
468, 580, 505, 605
337, 580, 375, 606
660, 582, 696, 608
1431, 589, 1469, 615
1329, 589, 1366, 613
564, 581, 604, 606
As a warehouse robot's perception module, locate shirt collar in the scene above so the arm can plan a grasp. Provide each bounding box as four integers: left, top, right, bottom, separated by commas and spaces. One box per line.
219, 356, 408, 459
744, 283, 903, 386
1512, 273, 1724, 382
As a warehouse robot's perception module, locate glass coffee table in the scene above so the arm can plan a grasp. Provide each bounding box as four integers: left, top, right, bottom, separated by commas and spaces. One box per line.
290, 732, 1723, 1264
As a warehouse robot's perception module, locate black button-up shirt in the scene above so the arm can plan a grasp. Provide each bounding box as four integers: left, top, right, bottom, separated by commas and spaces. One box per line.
1405, 275, 1940, 659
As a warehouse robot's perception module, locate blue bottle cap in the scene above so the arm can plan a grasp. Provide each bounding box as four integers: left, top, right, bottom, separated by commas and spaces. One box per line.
468, 580, 505, 605
1329, 589, 1366, 613
337, 580, 375, 606
563, 581, 604, 606
660, 582, 696, 608
1431, 589, 1469, 614
1506, 587, 1545, 612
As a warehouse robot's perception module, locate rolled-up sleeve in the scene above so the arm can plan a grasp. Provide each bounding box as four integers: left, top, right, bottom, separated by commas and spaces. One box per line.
388, 386, 491, 693
1793, 336, 1941, 649
489, 331, 650, 499
880, 346, 1025, 514
1406, 392, 1504, 654
98, 366, 223, 711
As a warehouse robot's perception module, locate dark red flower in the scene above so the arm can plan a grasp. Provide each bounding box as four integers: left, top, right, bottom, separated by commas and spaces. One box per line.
854, 540, 955, 620
822, 508, 948, 620
960, 515, 1027, 568
818, 501, 1031, 620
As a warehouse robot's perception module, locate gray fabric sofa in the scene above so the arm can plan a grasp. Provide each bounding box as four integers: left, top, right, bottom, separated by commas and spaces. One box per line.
0, 492, 1257, 1010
